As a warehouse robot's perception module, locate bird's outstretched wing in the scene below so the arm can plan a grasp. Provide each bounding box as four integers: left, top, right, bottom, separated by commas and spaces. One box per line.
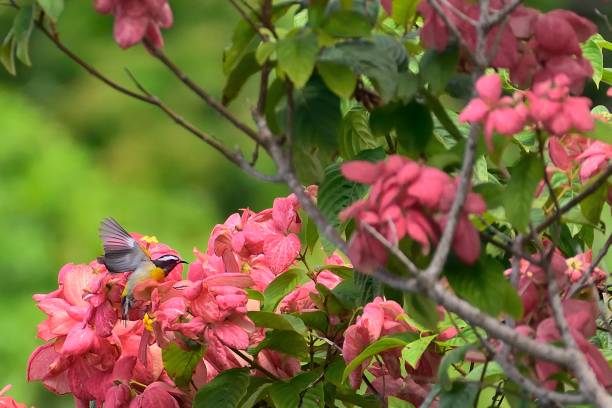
98, 217, 150, 273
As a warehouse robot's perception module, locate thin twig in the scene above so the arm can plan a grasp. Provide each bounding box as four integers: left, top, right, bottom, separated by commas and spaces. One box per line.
143, 39, 261, 142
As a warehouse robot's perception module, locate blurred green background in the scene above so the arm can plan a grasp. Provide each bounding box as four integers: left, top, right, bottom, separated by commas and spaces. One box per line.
0, 0, 609, 406
0, 2, 287, 406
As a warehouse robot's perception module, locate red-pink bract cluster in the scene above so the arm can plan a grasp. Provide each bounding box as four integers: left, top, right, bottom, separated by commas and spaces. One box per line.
342, 298, 456, 406
418, 2, 596, 93
27, 192, 350, 406
94, 0, 173, 49
340, 155, 486, 270
459, 73, 595, 147
504, 246, 612, 389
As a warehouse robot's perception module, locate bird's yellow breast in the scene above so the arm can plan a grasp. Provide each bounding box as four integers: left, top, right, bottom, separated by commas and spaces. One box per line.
149, 267, 166, 281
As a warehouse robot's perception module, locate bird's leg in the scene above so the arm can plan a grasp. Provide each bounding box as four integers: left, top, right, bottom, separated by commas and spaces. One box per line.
121, 295, 132, 321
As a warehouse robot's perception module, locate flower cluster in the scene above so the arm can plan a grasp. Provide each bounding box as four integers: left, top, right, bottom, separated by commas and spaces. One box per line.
27, 236, 187, 406
340, 155, 486, 270
0, 385, 27, 408
460, 73, 595, 146
504, 246, 612, 389
342, 298, 455, 405
418, 2, 596, 92
27, 192, 352, 406
94, 0, 174, 49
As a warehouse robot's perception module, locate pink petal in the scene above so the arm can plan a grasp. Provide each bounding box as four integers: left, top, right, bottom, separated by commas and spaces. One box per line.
62, 325, 95, 356
475, 74, 502, 104
459, 99, 489, 123
341, 161, 381, 184
263, 234, 301, 274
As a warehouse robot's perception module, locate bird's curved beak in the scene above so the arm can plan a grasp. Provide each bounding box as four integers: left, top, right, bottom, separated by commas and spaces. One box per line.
179, 260, 188, 264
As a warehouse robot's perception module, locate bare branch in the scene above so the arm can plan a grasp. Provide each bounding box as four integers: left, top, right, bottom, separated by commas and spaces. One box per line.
484, 0, 523, 30
427, 0, 476, 62
143, 39, 261, 143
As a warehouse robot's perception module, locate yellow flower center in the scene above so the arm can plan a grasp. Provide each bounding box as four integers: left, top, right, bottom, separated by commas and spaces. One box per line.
141, 235, 159, 244
566, 258, 583, 271
143, 313, 156, 332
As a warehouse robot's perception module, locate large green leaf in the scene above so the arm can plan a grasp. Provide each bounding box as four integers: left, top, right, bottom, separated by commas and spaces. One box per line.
444, 256, 523, 320
222, 52, 260, 105
419, 47, 460, 95
581, 34, 603, 87
390, 0, 420, 27
292, 76, 342, 154
395, 100, 434, 156
503, 154, 541, 232
317, 61, 357, 99
277, 28, 319, 88
253, 330, 309, 358
318, 36, 408, 102
294, 310, 329, 333
268, 370, 322, 408
263, 268, 308, 312
318, 147, 385, 251
194, 368, 250, 408
301, 382, 325, 408
342, 332, 419, 381
238, 377, 272, 408
338, 108, 383, 160
37, 0, 64, 22
162, 343, 204, 388
580, 181, 608, 225
248, 311, 307, 334
401, 335, 437, 369
585, 118, 612, 145
320, 0, 379, 37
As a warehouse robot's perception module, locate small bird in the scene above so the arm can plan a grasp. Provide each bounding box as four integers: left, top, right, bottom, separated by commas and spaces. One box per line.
97, 217, 186, 319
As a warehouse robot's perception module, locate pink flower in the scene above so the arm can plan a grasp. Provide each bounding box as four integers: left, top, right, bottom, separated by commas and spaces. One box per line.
527, 74, 593, 136
547, 134, 591, 171
340, 156, 485, 270
380, 0, 392, 15
564, 251, 607, 286
256, 350, 301, 380
459, 74, 528, 147
576, 141, 612, 181
128, 381, 182, 407
0, 385, 28, 408
535, 300, 612, 390
94, 0, 173, 49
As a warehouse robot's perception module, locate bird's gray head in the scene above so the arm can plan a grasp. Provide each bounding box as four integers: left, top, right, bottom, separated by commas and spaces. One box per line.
152, 254, 187, 275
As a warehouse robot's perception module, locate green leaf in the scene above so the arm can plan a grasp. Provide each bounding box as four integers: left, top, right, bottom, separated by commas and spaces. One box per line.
504, 154, 541, 232
292, 76, 342, 155
319, 36, 408, 102
37, 0, 64, 22
269, 370, 322, 408
318, 147, 385, 251
304, 215, 320, 254
294, 310, 329, 333
439, 383, 479, 408
318, 264, 354, 280
581, 34, 603, 87
248, 311, 307, 334
395, 100, 434, 156
388, 397, 415, 408
317, 62, 356, 99
301, 382, 325, 408
245, 288, 264, 302
334, 388, 382, 408
222, 52, 261, 105
194, 368, 250, 408
580, 180, 607, 225
342, 332, 419, 381
419, 47, 460, 95
320, 0, 378, 38
338, 108, 382, 160
403, 292, 440, 331
162, 343, 204, 388
401, 335, 437, 369
13, 5, 34, 67
238, 378, 272, 408
253, 330, 309, 358
263, 268, 308, 312
444, 256, 523, 320
0, 30, 16, 76
438, 344, 477, 390
277, 28, 319, 88
602, 68, 612, 86
390, 0, 420, 27
585, 118, 612, 145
